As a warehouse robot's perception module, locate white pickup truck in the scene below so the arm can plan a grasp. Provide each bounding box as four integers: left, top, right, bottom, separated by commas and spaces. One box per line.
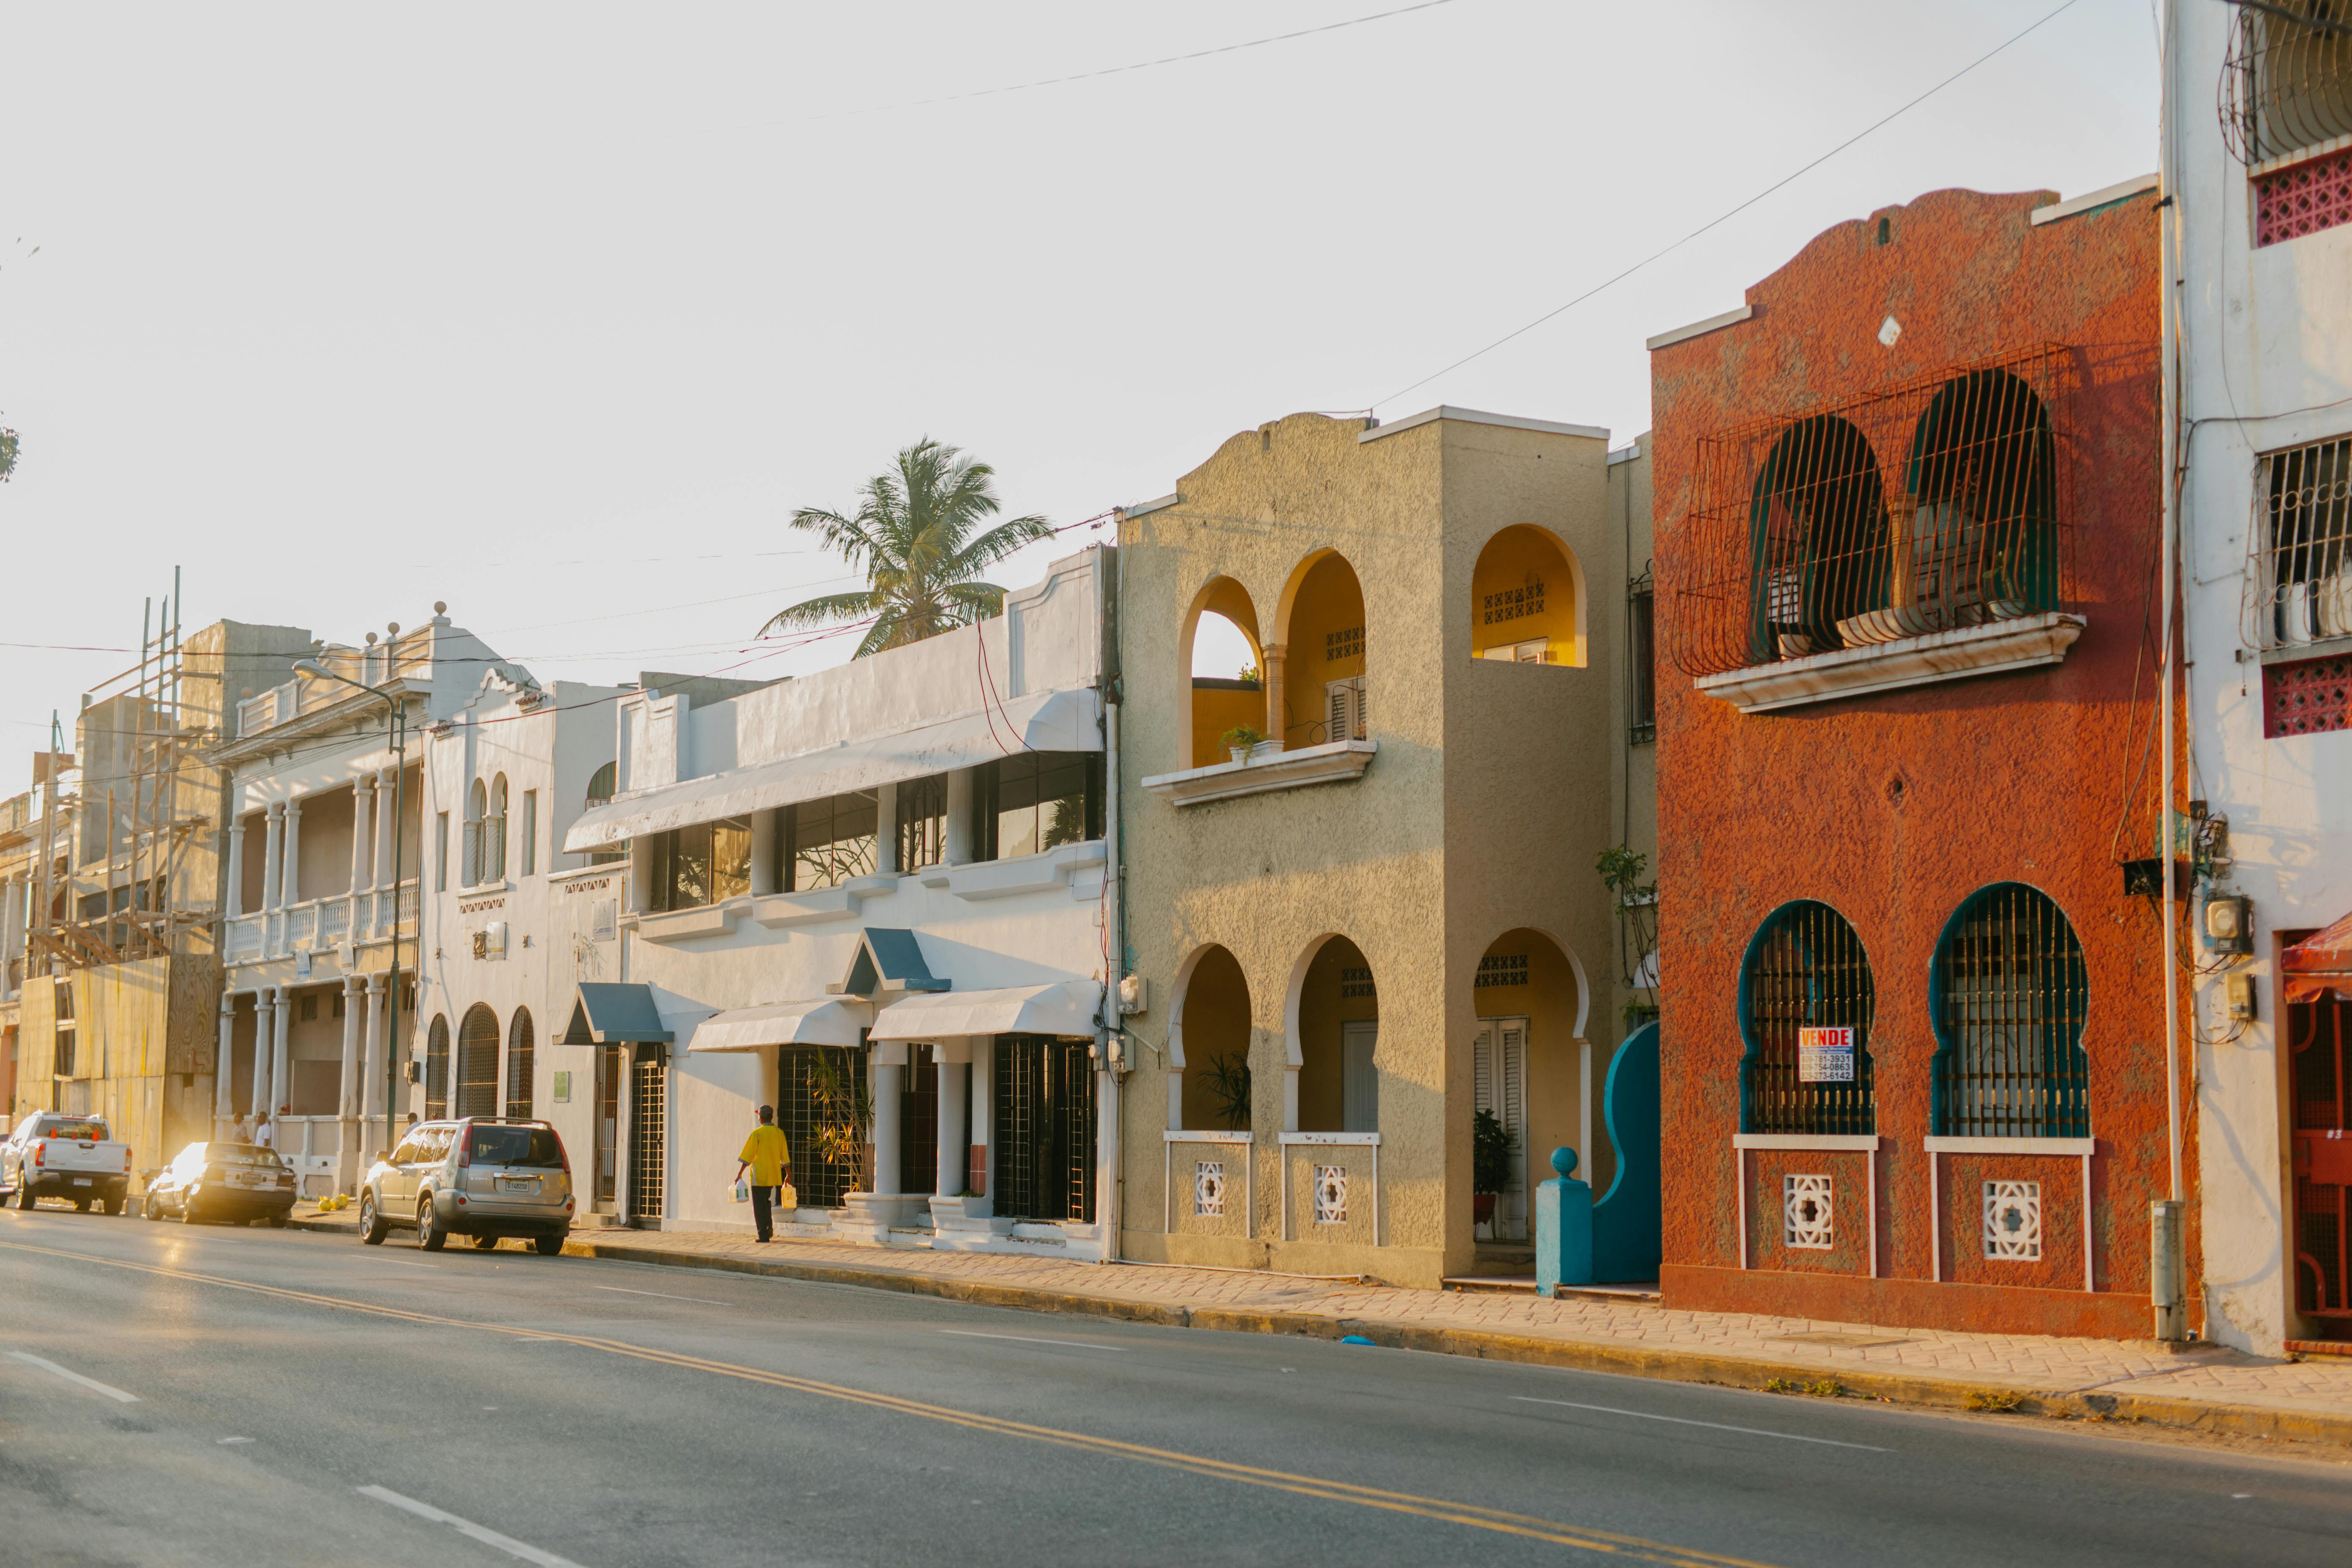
0, 1114, 133, 1214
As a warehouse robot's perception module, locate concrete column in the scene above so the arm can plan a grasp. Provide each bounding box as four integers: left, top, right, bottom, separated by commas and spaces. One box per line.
260, 803, 285, 915
338, 975, 365, 1117
249, 990, 276, 1121
1, 874, 19, 995
874, 783, 899, 875
349, 778, 374, 921
361, 974, 387, 1127
872, 1061, 903, 1195
944, 769, 975, 866
373, 768, 397, 891
749, 809, 779, 897
969, 1036, 992, 1197
1262, 642, 1288, 750
270, 985, 292, 1129
214, 991, 237, 1128
935, 1055, 967, 1196
224, 821, 246, 920
280, 797, 304, 909
629, 836, 657, 913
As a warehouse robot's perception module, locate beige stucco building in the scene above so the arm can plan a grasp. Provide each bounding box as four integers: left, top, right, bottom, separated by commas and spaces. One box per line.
1115, 407, 1655, 1288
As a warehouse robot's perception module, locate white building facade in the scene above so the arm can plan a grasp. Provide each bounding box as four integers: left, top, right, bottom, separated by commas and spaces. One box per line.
2174, 5, 2352, 1352
559, 549, 1125, 1258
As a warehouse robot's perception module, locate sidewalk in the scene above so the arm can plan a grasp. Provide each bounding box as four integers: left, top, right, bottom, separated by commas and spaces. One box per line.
287, 1205, 2352, 1449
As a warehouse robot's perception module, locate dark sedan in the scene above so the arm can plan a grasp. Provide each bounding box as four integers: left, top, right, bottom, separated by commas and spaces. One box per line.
143, 1142, 298, 1226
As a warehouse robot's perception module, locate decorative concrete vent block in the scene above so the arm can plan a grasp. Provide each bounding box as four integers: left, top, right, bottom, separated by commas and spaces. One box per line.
1313, 1164, 1348, 1226
1783, 1173, 1834, 1250
1983, 1180, 2042, 1261
1193, 1161, 1225, 1218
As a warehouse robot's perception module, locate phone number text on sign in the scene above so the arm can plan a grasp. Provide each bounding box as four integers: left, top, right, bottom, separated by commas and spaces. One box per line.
1798, 1026, 1855, 1083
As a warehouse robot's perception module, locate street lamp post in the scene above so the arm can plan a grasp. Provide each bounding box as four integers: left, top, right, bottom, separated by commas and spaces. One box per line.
292, 657, 408, 1172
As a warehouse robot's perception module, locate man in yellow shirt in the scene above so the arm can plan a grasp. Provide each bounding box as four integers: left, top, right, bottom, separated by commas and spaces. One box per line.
735, 1105, 792, 1243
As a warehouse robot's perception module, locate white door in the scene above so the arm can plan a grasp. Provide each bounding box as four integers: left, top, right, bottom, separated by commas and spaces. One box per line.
1473, 1019, 1530, 1241
1341, 1022, 1379, 1133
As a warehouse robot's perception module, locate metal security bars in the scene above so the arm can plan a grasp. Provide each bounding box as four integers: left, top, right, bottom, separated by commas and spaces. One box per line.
2291, 990, 2352, 1318
1738, 901, 1876, 1135
425, 1014, 450, 1117
2245, 436, 2352, 649
993, 1034, 1096, 1223
456, 1004, 500, 1119
1671, 347, 2072, 678
1931, 884, 2092, 1138
2222, 1, 2352, 165
777, 1045, 867, 1208
504, 1008, 534, 1120
1627, 566, 1657, 743
629, 1054, 666, 1220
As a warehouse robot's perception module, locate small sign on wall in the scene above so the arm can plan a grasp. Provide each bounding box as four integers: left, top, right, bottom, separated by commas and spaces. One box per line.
1797, 1026, 1855, 1083
552, 1070, 572, 1104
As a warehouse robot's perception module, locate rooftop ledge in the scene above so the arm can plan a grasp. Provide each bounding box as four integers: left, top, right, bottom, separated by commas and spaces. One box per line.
1695, 612, 2086, 714
1142, 739, 1376, 807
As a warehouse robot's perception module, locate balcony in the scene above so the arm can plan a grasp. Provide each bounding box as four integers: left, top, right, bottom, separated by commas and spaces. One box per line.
1142, 739, 1377, 809
235, 632, 433, 740
224, 880, 417, 967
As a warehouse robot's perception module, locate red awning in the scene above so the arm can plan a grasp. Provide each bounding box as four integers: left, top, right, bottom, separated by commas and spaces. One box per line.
2284, 911, 2352, 1004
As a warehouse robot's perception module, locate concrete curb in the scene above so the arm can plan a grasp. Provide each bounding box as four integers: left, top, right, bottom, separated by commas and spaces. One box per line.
283, 1216, 2352, 1450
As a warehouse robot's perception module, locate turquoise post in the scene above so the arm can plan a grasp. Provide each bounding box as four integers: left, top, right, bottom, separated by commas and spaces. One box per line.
1534, 1146, 1594, 1297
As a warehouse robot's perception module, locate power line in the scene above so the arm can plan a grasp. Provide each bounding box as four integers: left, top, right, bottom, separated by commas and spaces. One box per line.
1370, 0, 2088, 410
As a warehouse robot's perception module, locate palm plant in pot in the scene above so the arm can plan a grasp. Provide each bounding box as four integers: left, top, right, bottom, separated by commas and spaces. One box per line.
1220, 725, 1269, 765
1473, 1109, 1514, 1231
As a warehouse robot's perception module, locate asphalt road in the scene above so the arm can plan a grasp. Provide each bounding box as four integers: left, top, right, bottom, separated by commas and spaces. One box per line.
3, 1205, 2349, 1568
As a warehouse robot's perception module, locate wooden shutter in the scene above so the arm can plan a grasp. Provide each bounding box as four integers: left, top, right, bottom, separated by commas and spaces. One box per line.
1342, 1022, 1379, 1132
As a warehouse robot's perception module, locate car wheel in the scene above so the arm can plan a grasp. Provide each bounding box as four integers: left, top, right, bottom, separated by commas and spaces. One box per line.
267, 1214, 287, 1228
358, 1193, 388, 1246
102, 1198, 123, 1216
179, 1198, 201, 1224
15, 1185, 34, 1210
533, 1234, 563, 1256
144, 1194, 164, 1222
472, 1233, 498, 1251
416, 1197, 446, 1252
73, 1199, 91, 1213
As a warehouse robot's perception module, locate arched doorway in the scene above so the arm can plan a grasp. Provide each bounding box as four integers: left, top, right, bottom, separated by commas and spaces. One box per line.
456, 1003, 500, 1119
1472, 928, 1592, 1243
1275, 552, 1367, 747
1174, 945, 1253, 1132
1292, 936, 1378, 1134
505, 1007, 535, 1119
1471, 526, 1586, 665
1181, 577, 1265, 768
424, 1014, 451, 1118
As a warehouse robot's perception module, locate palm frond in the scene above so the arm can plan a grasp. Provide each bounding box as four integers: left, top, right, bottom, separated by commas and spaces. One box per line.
758, 588, 880, 637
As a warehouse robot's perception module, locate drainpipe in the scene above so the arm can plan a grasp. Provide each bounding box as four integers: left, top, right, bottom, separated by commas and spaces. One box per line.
1099, 544, 1125, 1265
2152, 0, 2188, 1344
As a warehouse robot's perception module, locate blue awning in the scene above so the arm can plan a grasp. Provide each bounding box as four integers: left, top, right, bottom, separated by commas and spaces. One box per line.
562, 983, 676, 1046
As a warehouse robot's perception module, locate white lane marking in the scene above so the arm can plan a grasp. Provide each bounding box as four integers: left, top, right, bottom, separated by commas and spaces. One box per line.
1510, 1396, 1893, 1452
939, 1329, 1118, 1352
219, 1436, 255, 1445
5, 1351, 139, 1404
591, 1285, 730, 1307
359, 1485, 589, 1568
366, 1261, 438, 1271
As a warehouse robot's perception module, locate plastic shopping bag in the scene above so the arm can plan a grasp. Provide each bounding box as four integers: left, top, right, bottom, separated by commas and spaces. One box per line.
732, 1174, 751, 1204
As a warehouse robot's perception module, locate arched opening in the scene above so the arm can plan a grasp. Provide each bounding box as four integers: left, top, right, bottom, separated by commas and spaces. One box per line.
1180, 577, 1266, 768
487, 774, 510, 881
1173, 945, 1253, 1132
464, 778, 489, 887
1739, 902, 1877, 1136
456, 1002, 501, 1120
1901, 370, 2059, 632
1473, 928, 1595, 1243
1294, 936, 1377, 1135
505, 1007, 535, 1119
1274, 551, 1368, 747
1747, 414, 1892, 659
424, 1014, 451, 1118
584, 761, 624, 865
1471, 526, 1587, 666
1931, 884, 2089, 1138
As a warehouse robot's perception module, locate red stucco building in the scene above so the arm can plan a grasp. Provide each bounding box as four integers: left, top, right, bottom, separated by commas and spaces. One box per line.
1649, 184, 2181, 1338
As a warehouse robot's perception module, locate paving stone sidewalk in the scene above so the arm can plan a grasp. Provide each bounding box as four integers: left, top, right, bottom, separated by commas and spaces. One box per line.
290, 1206, 2352, 1442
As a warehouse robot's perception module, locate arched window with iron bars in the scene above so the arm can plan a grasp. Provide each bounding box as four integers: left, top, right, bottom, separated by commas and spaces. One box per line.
424, 1014, 451, 1118
1929, 883, 2090, 1138
1738, 901, 1876, 1135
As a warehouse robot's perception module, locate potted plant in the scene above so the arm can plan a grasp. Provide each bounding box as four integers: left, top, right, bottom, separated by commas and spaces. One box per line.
805, 1049, 872, 1204
1473, 1108, 1513, 1230
1220, 725, 1269, 765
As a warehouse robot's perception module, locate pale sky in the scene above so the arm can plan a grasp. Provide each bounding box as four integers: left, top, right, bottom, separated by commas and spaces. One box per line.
0, 0, 2161, 794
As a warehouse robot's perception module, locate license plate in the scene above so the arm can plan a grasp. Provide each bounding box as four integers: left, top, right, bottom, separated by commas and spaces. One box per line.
230, 1173, 261, 1186
71, 1178, 91, 1186
496, 1177, 539, 1196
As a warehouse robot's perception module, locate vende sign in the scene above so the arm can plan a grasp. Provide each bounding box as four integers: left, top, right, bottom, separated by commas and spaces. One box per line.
1798, 1026, 1855, 1083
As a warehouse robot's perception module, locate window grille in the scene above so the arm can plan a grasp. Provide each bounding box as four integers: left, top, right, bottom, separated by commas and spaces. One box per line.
2255, 146, 2352, 245
777, 1045, 867, 1208
1739, 902, 1875, 1135
1930, 884, 2091, 1138
993, 1034, 1095, 1222
1983, 1180, 2043, 1261
1671, 346, 2072, 678
898, 1043, 939, 1196
425, 1014, 451, 1117
2246, 436, 2352, 652
2267, 651, 2352, 736
505, 1008, 534, 1120
456, 1004, 500, 1119
629, 1055, 665, 1220
1783, 1173, 1834, 1250
1628, 566, 1657, 743
1475, 954, 1529, 988
1339, 965, 1376, 999
2221, 1, 2352, 166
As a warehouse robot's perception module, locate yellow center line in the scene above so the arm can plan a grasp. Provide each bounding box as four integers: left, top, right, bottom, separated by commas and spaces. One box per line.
1, 1235, 1784, 1567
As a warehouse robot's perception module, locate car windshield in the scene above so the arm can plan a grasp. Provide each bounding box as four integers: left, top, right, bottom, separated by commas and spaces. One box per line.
43, 1119, 108, 1142
468, 1125, 563, 1169
210, 1145, 283, 1168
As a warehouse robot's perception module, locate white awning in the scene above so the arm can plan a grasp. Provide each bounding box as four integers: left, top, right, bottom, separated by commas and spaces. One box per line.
685, 998, 875, 1052
869, 980, 1103, 1042
562, 685, 1100, 853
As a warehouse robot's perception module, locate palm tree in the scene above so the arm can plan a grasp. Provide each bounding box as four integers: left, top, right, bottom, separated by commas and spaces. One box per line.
761, 438, 1053, 656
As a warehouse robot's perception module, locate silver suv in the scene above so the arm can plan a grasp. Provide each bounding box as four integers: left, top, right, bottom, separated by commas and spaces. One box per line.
358, 1118, 575, 1253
